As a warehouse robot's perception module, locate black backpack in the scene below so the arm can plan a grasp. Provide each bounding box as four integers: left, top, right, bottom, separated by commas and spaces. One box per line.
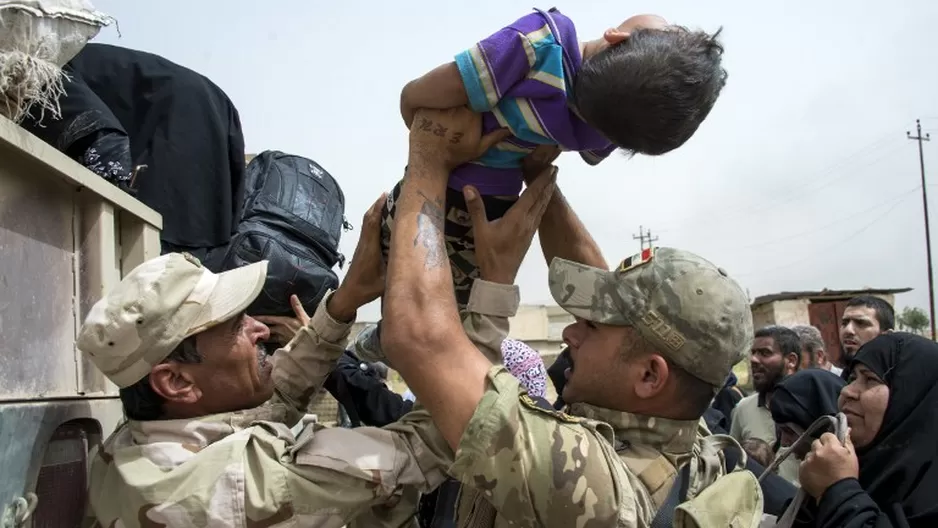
220, 150, 350, 316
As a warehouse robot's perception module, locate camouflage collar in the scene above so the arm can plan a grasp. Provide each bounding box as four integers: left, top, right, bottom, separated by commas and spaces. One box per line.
128, 402, 296, 447
567, 403, 697, 454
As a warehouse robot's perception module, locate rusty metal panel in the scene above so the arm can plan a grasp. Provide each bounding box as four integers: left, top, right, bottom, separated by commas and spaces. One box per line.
0, 162, 78, 400
0, 400, 123, 525
809, 301, 842, 364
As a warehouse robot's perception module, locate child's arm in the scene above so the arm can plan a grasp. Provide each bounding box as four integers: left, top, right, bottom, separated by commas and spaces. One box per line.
400, 63, 469, 129
401, 12, 543, 128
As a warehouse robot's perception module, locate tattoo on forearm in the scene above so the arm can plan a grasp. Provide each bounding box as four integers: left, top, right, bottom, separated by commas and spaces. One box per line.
413, 193, 447, 270
414, 117, 464, 144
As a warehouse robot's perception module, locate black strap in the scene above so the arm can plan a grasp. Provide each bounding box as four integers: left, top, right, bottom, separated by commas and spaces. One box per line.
649, 464, 691, 528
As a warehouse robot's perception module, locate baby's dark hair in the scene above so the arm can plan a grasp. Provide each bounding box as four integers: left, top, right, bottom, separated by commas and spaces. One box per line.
574, 27, 727, 156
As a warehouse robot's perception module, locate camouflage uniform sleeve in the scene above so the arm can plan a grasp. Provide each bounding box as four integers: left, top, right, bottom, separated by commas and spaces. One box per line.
284, 407, 452, 524
461, 279, 519, 364
449, 367, 627, 526
269, 290, 351, 415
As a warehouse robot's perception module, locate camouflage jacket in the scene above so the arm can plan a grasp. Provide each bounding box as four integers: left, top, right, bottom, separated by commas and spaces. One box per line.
85, 283, 527, 528
450, 368, 727, 527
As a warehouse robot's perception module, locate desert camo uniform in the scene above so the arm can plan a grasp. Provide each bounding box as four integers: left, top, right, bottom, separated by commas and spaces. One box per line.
79, 253, 516, 528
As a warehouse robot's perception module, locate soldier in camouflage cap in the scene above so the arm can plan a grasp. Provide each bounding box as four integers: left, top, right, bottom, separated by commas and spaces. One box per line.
381, 107, 757, 527
548, 246, 753, 403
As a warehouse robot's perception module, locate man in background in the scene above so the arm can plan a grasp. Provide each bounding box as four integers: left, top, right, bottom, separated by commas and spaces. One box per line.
836, 295, 894, 369
792, 324, 841, 376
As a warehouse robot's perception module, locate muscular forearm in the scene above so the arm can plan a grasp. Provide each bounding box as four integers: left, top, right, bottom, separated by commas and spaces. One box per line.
383, 161, 457, 329
538, 188, 608, 269
383, 158, 490, 450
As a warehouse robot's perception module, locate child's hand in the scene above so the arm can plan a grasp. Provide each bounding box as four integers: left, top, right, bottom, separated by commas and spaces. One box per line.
522, 145, 562, 184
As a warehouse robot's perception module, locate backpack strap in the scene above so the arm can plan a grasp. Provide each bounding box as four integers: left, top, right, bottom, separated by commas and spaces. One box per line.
647, 434, 747, 528
649, 464, 690, 528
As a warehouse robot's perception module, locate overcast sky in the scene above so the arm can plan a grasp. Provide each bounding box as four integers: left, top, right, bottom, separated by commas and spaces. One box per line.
90, 0, 938, 322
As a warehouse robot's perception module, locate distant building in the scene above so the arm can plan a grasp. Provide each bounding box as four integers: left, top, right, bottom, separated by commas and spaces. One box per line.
751, 287, 911, 362
349, 304, 573, 362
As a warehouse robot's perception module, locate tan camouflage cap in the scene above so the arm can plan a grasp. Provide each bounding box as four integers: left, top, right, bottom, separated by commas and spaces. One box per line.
77, 253, 269, 388
548, 247, 753, 387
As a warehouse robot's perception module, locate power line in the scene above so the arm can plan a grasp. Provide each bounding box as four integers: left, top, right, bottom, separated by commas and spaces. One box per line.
907, 119, 935, 340
711, 187, 920, 253
632, 225, 659, 251
731, 192, 914, 278
655, 131, 908, 234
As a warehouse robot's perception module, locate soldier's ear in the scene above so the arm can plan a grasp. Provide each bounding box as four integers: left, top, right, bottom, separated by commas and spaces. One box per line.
633, 354, 669, 399
150, 363, 201, 404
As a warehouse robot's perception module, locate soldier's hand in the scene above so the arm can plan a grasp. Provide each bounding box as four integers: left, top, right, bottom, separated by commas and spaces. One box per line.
799, 430, 859, 499
329, 194, 388, 322
256, 295, 311, 345
463, 167, 557, 285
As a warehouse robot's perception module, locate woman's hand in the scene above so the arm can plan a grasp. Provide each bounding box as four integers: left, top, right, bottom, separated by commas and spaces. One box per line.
799, 429, 860, 499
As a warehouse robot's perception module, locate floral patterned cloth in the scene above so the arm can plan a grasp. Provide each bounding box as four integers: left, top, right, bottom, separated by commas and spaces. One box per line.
501, 339, 547, 398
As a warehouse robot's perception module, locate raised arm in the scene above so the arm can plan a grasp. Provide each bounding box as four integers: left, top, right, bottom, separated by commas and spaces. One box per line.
523, 146, 609, 269
384, 108, 625, 526
381, 108, 506, 449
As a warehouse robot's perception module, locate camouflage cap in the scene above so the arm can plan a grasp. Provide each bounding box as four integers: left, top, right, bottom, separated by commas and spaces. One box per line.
77, 253, 268, 388
548, 248, 753, 387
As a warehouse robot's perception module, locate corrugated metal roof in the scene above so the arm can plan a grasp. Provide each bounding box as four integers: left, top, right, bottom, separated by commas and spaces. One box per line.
751, 287, 912, 307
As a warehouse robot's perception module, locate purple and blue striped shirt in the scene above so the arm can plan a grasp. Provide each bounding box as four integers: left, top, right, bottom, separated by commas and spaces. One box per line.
450, 8, 616, 196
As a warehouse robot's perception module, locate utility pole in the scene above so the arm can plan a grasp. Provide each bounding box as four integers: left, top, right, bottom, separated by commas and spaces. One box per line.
908, 119, 936, 340
632, 225, 659, 251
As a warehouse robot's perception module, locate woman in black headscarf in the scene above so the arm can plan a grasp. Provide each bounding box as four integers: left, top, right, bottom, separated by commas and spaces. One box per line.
770, 369, 846, 459
798, 332, 938, 527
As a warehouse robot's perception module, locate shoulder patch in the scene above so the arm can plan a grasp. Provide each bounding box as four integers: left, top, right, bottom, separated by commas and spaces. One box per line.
519, 394, 581, 423
617, 247, 654, 274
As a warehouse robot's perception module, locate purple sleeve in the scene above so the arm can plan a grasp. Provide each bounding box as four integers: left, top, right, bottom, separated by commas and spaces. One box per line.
454, 13, 545, 112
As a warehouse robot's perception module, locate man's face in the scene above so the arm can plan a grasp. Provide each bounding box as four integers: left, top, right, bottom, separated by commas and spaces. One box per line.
838, 306, 882, 367
186, 313, 274, 414
750, 336, 787, 394
560, 318, 632, 408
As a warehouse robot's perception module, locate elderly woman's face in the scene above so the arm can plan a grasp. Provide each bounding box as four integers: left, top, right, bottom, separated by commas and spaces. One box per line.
838, 364, 889, 448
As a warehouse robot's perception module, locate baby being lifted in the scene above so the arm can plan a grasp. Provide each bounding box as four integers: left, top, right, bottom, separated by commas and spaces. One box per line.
358, 8, 727, 359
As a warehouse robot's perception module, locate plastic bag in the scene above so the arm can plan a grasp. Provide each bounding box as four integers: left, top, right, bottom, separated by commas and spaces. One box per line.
0, 0, 111, 122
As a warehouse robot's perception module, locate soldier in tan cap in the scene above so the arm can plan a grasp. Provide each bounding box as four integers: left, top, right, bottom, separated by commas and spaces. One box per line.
77, 187, 542, 527
380, 106, 762, 527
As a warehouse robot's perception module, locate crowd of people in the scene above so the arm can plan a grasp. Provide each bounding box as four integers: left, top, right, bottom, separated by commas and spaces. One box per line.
16, 4, 938, 528
70, 106, 938, 527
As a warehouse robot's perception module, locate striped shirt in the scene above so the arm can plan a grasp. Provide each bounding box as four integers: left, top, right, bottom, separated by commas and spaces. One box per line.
450, 8, 615, 196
